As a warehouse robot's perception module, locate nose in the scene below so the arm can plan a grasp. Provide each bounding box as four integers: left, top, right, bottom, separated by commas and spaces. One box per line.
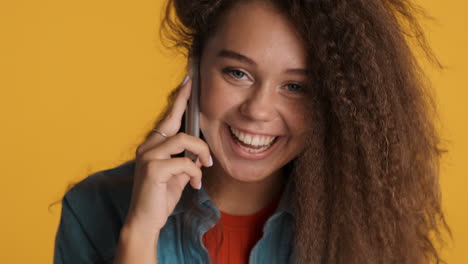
239, 83, 277, 122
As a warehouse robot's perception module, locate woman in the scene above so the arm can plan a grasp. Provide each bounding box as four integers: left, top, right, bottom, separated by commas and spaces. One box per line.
54, 0, 450, 263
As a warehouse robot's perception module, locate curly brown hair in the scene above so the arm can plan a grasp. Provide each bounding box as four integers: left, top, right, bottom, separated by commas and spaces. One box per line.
144, 0, 452, 263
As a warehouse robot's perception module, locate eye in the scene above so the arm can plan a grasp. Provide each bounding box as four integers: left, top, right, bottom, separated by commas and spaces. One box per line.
223, 68, 249, 80
285, 83, 303, 93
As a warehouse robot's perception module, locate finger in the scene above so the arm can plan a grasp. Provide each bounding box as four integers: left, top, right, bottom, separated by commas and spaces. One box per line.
137, 76, 192, 155
146, 158, 202, 189
141, 133, 212, 167
167, 173, 192, 191
156, 76, 192, 136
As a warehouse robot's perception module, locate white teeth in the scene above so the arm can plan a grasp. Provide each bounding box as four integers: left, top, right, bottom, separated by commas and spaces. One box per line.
244, 134, 252, 145
239, 144, 270, 153
229, 126, 276, 147
252, 137, 260, 146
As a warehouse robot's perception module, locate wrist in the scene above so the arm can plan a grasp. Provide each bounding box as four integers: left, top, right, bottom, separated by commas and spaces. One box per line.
120, 221, 160, 243
115, 224, 160, 264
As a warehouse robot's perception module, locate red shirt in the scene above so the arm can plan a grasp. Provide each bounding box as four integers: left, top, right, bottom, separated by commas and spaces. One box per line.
202, 198, 280, 264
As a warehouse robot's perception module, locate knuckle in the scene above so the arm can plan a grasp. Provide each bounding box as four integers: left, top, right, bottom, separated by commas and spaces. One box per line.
173, 133, 188, 146
176, 132, 188, 140
138, 150, 152, 162
182, 157, 193, 166
138, 147, 164, 162
135, 144, 145, 157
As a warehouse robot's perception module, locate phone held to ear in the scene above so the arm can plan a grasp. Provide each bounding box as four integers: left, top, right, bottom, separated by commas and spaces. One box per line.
184, 58, 200, 162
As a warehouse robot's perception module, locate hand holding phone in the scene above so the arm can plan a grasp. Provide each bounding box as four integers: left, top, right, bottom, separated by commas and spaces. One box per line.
117, 58, 212, 264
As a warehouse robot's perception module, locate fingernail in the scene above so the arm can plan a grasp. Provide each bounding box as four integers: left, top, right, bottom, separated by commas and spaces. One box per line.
181, 75, 190, 86
197, 181, 202, 190
208, 155, 213, 167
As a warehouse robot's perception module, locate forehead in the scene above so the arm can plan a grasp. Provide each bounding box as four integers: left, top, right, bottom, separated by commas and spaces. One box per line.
204, 1, 306, 68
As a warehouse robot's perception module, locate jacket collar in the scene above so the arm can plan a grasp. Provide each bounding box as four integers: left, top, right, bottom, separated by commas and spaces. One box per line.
170, 175, 295, 218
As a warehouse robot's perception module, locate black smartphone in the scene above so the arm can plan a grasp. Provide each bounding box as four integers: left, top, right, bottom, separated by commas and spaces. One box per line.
184, 57, 200, 161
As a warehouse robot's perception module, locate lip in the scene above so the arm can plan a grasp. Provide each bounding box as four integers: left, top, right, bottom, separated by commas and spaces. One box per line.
229, 126, 279, 137
223, 123, 282, 160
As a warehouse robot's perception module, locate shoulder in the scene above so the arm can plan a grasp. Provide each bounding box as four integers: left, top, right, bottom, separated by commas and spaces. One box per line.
56, 160, 136, 263
63, 160, 135, 222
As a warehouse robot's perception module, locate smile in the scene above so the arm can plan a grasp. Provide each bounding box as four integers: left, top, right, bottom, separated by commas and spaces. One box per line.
228, 126, 278, 154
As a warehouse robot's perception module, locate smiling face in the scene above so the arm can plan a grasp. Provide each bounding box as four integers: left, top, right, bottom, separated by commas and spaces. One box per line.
199, 0, 310, 183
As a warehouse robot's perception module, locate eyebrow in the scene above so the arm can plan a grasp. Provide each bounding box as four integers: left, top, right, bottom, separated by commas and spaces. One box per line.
216, 49, 308, 76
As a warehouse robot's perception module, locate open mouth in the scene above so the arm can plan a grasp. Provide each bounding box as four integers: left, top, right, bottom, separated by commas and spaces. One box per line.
228, 126, 278, 154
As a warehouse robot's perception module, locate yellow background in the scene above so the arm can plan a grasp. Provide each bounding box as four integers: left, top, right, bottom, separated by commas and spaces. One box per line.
0, 0, 466, 263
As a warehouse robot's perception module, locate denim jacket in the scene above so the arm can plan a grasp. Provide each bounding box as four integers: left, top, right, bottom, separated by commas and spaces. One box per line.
54, 160, 296, 263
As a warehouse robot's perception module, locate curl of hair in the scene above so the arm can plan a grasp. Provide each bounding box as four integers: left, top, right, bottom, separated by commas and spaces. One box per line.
147, 0, 452, 263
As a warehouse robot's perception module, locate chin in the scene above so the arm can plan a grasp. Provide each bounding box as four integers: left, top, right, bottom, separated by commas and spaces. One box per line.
224, 164, 276, 183
231, 174, 265, 183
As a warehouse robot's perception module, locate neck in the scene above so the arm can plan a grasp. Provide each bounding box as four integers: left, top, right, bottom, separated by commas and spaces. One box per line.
202, 163, 286, 216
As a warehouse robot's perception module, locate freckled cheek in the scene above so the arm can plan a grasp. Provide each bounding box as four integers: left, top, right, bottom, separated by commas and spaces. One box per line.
200, 75, 236, 118
281, 115, 308, 159
284, 103, 309, 131
288, 110, 310, 152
